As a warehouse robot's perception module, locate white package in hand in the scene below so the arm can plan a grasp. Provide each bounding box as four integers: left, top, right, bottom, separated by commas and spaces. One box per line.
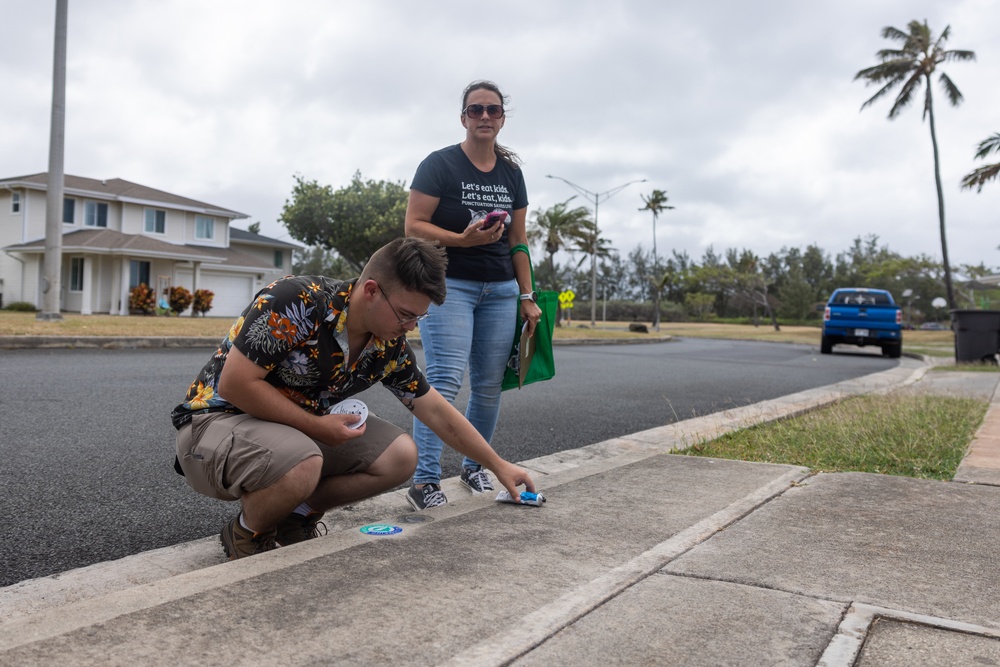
328, 399, 368, 429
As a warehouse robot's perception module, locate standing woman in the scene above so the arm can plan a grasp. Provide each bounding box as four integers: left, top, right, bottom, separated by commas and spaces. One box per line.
404, 80, 541, 510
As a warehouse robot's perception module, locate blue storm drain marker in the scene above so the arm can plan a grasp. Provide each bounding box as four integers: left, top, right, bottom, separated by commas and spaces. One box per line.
360, 524, 403, 535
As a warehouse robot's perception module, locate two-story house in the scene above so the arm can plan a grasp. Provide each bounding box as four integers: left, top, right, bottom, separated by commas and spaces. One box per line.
1, 173, 298, 317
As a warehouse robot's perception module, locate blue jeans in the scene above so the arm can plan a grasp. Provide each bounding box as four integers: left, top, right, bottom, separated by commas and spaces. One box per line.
413, 277, 519, 485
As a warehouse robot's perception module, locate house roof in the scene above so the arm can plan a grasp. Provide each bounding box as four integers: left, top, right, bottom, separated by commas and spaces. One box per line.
229, 226, 301, 249
966, 275, 1000, 288
0, 173, 248, 219
3, 228, 275, 270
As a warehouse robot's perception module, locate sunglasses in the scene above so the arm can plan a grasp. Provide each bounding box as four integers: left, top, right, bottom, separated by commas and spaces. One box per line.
463, 104, 505, 120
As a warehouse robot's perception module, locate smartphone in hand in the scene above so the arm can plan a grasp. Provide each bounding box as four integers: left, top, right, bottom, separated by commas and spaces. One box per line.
483, 211, 508, 229
468, 210, 510, 231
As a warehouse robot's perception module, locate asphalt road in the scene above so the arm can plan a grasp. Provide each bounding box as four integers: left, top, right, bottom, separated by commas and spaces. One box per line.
0, 338, 895, 587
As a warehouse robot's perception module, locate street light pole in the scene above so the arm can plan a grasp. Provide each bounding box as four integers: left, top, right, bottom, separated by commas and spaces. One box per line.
40, 0, 69, 321
546, 175, 646, 326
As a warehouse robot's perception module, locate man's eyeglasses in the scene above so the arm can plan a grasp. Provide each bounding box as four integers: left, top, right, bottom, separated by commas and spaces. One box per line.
377, 283, 429, 325
463, 104, 505, 120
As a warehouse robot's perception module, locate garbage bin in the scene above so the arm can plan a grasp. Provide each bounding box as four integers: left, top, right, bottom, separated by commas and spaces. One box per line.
950, 310, 1000, 363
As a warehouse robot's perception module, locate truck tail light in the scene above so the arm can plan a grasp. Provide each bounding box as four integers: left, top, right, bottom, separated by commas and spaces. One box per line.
824, 307, 831, 322
896, 310, 902, 325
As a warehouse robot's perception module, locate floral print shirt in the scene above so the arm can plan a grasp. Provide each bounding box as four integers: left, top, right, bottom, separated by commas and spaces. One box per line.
170, 275, 430, 429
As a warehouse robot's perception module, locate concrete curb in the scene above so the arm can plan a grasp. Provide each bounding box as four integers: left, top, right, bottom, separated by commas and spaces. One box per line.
0, 335, 222, 349
954, 376, 1000, 485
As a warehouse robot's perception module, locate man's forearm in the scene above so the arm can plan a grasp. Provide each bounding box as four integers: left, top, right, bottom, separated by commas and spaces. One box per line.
221, 376, 321, 437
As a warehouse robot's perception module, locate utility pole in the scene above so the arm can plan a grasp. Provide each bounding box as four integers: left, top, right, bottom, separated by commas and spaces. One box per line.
39, 0, 68, 321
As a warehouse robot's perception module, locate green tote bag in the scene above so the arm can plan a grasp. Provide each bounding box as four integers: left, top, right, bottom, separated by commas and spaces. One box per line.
502, 245, 557, 390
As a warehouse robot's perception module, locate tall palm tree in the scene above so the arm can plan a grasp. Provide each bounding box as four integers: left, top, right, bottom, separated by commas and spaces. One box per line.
854, 20, 975, 311
639, 189, 674, 331
961, 133, 1000, 193
527, 198, 592, 291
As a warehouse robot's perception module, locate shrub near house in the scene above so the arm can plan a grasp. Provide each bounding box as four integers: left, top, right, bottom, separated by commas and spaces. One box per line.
128, 284, 157, 315
168, 286, 193, 315
192, 289, 214, 316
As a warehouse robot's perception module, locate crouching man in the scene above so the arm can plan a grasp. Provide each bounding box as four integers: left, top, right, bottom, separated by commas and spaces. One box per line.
170, 237, 535, 559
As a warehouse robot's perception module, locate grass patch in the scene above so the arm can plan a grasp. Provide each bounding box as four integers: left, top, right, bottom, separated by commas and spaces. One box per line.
907, 345, 956, 358
677, 391, 987, 480
0, 311, 233, 338
935, 362, 1000, 373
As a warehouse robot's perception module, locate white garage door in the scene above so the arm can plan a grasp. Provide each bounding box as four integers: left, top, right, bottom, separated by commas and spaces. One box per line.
175, 270, 255, 318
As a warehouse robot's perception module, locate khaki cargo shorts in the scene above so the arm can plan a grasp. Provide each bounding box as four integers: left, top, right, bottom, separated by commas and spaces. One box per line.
175, 411, 406, 501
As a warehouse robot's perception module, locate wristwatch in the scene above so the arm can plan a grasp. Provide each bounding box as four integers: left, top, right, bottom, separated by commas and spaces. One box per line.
519, 291, 537, 302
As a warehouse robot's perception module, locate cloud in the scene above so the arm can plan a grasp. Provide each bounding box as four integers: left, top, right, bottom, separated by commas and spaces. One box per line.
2, 0, 997, 267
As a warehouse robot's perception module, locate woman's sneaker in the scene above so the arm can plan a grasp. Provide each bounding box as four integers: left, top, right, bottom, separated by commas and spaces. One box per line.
407, 483, 447, 511
220, 515, 278, 560
460, 468, 495, 494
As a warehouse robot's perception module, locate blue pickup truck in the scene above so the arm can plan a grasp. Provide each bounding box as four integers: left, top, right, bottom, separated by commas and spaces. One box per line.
821, 288, 903, 358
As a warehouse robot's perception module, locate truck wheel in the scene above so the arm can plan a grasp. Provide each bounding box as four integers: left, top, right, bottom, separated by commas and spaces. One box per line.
820, 336, 833, 355
884, 343, 902, 359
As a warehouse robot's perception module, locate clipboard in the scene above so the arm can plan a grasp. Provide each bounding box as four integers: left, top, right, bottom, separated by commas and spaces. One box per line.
517, 322, 536, 389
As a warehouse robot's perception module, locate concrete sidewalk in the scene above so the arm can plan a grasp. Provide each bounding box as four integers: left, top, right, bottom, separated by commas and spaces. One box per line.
2, 358, 999, 666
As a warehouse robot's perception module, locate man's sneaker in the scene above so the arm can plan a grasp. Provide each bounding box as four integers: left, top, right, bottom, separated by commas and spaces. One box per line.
460, 467, 495, 494
220, 514, 278, 561
407, 483, 447, 511
275, 512, 328, 547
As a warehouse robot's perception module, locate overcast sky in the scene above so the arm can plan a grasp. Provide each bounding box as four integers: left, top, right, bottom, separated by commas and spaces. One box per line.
3, 0, 999, 272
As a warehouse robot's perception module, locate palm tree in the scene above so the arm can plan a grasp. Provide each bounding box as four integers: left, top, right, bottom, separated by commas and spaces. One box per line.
527, 198, 592, 291
961, 133, 1000, 193
854, 20, 975, 311
639, 189, 674, 331
570, 220, 615, 265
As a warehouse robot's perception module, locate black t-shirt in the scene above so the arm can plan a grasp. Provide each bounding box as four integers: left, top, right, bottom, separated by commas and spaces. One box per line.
410, 144, 528, 281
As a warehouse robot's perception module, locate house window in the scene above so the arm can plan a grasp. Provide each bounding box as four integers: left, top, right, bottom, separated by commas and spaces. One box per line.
63, 197, 75, 224
274, 250, 284, 268
129, 260, 151, 289
144, 208, 166, 234
195, 215, 214, 240
70, 257, 84, 291
84, 201, 108, 227
10, 192, 20, 213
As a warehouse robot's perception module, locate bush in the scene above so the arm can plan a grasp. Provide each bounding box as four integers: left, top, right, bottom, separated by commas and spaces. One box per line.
3, 301, 38, 312
168, 286, 193, 315
192, 289, 214, 316
129, 283, 157, 315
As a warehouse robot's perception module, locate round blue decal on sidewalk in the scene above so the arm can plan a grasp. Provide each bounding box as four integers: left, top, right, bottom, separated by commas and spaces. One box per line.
360, 524, 403, 535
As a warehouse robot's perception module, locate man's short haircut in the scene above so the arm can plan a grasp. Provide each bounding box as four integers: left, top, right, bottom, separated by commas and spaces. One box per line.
361, 237, 448, 305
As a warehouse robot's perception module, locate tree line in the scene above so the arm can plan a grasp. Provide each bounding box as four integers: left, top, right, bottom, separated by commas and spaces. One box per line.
280, 171, 994, 326
279, 18, 1000, 326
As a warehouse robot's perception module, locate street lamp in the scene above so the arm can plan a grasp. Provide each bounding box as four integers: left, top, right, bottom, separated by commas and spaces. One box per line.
546, 174, 646, 326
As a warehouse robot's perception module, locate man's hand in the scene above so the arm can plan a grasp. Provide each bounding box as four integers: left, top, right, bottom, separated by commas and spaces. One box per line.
314, 413, 367, 445
489, 461, 536, 503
